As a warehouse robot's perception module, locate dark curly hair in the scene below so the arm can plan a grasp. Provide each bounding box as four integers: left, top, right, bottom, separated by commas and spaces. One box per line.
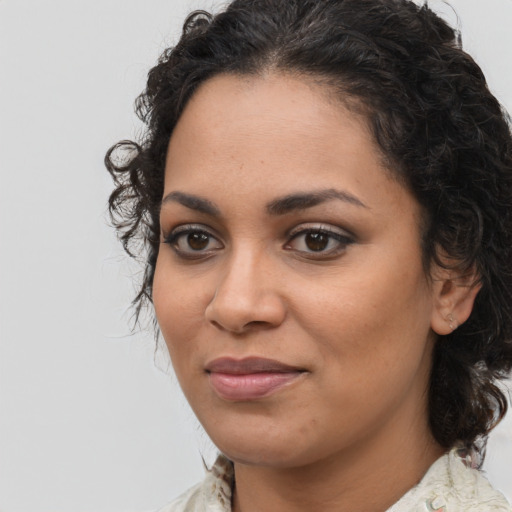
106, 0, 512, 452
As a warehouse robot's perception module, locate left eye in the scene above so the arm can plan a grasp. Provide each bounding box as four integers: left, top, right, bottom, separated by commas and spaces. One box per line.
285, 228, 353, 256
182, 232, 214, 251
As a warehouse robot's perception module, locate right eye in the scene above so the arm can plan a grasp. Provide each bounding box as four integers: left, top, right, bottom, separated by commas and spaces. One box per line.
163, 225, 223, 259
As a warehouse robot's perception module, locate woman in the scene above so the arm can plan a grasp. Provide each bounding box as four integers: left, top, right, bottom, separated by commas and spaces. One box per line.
106, 0, 512, 510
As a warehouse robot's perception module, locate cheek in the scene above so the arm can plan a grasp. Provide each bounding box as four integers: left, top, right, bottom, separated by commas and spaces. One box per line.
293, 265, 434, 432
293, 253, 433, 369
153, 257, 208, 357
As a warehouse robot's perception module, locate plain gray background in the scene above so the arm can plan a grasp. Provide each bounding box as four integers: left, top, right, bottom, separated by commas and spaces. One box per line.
0, 1, 511, 511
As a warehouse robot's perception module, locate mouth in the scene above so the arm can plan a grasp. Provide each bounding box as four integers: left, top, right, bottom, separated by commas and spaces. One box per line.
205, 357, 307, 401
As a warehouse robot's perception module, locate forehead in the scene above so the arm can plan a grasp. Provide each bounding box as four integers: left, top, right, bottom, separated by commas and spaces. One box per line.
171, 72, 371, 143
164, 72, 417, 221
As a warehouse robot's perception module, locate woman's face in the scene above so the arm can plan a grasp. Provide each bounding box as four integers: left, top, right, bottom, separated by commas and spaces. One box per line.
154, 73, 440, 468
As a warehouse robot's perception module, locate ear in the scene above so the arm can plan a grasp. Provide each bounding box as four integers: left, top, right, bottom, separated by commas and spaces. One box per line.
430, 265, 482, 336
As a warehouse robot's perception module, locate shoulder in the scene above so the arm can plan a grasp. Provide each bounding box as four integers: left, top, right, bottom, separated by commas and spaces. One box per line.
388, 447, 512, 512
156, 455, 234, 512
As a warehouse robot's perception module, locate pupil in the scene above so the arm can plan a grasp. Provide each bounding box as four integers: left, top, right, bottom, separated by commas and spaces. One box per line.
188, 233, 209, 250
306, 233, 328, 251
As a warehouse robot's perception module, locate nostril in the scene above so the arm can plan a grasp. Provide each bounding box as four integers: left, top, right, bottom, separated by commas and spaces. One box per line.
209, 319, 225, 331
245, 320, 273, 330
209, 318, 272, 333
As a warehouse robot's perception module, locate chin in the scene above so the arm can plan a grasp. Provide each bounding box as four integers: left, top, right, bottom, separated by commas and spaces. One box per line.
219, 443, 309, 468
204, 422, 330, 469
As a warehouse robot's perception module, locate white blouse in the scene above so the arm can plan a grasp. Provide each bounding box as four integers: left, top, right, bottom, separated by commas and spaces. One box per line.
158, 448, 511, 511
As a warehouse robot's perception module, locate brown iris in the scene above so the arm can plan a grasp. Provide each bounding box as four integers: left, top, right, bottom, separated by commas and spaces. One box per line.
305, 232, 329, 251
187, 232, 210, 250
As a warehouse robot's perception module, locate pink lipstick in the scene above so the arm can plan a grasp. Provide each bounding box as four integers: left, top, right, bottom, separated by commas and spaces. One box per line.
205, 357, 306, 401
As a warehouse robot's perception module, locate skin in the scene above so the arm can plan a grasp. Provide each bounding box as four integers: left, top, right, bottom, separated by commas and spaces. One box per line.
153, 73, 477, 512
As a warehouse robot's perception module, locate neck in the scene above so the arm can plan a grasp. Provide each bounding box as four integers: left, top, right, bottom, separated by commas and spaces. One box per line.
232, 421, 444, 512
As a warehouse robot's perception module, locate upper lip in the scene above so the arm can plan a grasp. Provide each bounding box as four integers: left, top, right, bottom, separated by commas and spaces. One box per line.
205, 357, 304, 374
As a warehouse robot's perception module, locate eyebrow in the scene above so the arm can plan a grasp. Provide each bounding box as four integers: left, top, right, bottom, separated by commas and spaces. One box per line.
160, 188, 367, 217
266, 188, 367, 215
161, 191, 221, 216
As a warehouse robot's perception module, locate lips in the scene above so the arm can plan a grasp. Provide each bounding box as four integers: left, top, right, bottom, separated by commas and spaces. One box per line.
205, 357, 306, 401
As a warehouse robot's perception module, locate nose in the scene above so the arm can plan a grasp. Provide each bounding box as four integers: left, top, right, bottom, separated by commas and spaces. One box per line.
204, 249, 286, 334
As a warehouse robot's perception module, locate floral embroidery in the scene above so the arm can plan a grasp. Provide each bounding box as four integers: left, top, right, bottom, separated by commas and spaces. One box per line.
427, 496, 446, 511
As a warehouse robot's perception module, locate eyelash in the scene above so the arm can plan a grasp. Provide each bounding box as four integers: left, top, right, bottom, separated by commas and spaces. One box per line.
162, 223, 355, 260
163, 224, 223, 260
285, 225, 354, 258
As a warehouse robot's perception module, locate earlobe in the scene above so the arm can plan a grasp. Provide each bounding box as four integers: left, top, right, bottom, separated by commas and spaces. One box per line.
430, 267, 482, 336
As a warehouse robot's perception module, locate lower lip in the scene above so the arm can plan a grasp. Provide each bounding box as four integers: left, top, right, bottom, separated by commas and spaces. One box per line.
208, 371, 303, 401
